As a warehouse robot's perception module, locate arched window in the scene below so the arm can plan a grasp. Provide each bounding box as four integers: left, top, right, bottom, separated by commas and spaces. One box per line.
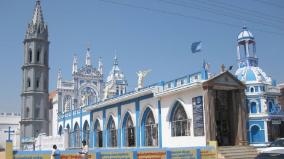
63, 96, 72, 112
250, 102, 257, 113
36, 78, 40, 88
122, 112, 135, 147
142, 108, 158, 146
116, 86, 119, 95
36, 50, 40, 62
268, 102, 273, 113
25, 107, 30, 118
83, 121, 90, 146
27, 78, 31, 88
28, 49, 32, 63
80, 87, 97, 106
107, 116, 117, 147
171, 102, 190, 136
94, 120, 103, 147
66, 124, 71, 147
74, 123, 80, 148
58, 125, 63, 136
250, 87, 254, 92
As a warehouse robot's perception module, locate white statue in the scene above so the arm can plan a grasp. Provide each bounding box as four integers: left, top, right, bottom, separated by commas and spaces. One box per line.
81, 95, 88, 106
136, 69, 151, 89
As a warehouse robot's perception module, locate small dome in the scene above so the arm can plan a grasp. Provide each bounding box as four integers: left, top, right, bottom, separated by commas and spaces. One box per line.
238, 26, 254, 41
245, 69, 256, 81
235, 67, 272, 84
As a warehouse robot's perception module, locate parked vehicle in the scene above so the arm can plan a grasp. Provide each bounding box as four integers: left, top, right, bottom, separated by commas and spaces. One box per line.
256, 138, 284, 159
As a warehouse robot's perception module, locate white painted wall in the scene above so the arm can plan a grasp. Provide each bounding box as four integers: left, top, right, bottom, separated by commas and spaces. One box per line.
55, 85, 208, 148
160, 87, 206, 147
52, 95, 58, 136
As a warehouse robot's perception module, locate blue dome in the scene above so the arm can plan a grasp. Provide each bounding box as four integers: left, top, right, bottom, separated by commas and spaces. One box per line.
238, 26, 254, 41
246, 69, 257, 81
235, 67, 272, 84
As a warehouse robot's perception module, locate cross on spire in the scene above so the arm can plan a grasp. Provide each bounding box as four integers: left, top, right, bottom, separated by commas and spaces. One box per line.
4, 126, 15, 141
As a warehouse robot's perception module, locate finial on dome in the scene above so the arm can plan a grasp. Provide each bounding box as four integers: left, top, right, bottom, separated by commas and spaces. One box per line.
113, 50, 118, 66
242, 25, 247, 30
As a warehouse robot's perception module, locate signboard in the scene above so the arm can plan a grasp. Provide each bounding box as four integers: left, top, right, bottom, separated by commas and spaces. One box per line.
137, 151, 166, 159
100, 152, 133, 159
200, 149, 217, 159
192, 96, 204, 136
60, 154, 95, 159
170, 149, 196, 159
14, 154, 50, 159
272, 119, 281, 125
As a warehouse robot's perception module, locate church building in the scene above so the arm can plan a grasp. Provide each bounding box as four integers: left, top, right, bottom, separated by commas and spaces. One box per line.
235, 27, 284, 145
53, 54, 248, 148
21, 1, 284, 151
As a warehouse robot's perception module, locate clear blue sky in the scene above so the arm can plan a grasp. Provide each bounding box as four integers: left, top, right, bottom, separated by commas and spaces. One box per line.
0, 0, 284, 112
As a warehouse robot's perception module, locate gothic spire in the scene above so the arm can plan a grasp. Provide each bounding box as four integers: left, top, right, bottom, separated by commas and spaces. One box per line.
57, 69, 62, 88
25, 0, 48, 39
32, 0, 44, 25
72, 55, 78, 74
85, 48, 92, 66
98, 57, 103, 74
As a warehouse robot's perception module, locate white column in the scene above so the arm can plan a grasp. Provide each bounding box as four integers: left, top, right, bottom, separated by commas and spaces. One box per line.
245, 41, 249, 57
63, 128, 69, 150
264, 120, 268, 143
237, 45, 241, 60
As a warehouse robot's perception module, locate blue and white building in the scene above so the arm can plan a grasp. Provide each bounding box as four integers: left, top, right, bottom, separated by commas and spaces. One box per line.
235, 27, 284, 145
52, 55, 249, 148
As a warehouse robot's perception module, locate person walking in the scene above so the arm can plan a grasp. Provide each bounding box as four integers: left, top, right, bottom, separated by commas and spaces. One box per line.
79, 140, 88, 159
50, 145, 60, 159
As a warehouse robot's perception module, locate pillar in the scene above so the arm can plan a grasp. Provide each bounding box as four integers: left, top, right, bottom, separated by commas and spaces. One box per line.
237, 90, 248, 145
63, 128, 69, 149
5, 140, 13, 159
204, 88, 216, 143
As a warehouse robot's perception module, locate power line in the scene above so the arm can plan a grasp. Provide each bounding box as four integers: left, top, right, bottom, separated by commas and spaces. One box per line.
158, 0, 284, 30
185, 0, 284, 23
97, 0, 284, 36
253, 0, 284, 9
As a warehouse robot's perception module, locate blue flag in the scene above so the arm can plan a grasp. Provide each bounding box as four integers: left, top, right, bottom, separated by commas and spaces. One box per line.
191, 41, 202, 54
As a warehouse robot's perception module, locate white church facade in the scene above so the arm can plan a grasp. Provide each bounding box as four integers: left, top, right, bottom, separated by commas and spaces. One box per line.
52, 54, 248, 148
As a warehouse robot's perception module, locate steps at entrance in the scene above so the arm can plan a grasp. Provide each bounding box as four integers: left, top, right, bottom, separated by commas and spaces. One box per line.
218, 146, 259, 159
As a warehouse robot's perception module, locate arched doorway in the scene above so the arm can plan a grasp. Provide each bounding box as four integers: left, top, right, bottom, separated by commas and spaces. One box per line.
94, 119, 103, 147
83, 121, 90, 146
74, 122, 80, 147
66, 124, 70, 147
251, 125, 261, 143
58, 125, 63, 136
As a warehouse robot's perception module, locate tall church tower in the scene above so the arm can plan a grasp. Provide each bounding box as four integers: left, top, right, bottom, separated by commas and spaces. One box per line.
20, 0, 49, 141
237, 26, 258, 68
